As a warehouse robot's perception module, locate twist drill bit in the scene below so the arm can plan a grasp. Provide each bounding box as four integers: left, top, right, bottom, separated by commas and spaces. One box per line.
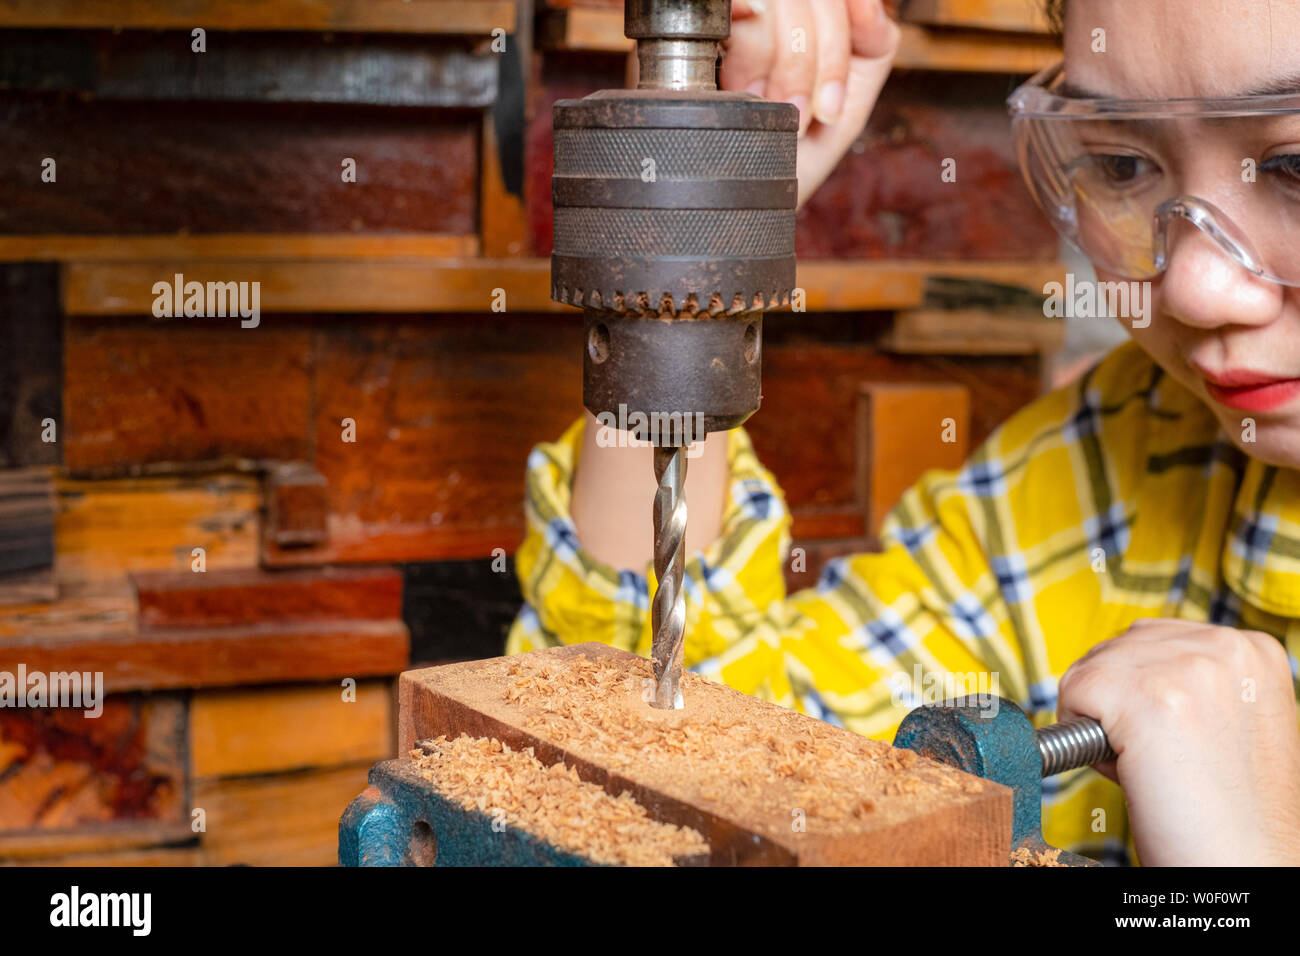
651, 444, 687, 709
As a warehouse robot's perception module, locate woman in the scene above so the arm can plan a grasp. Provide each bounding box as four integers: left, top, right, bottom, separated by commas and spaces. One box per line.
510, 0, 1300, 865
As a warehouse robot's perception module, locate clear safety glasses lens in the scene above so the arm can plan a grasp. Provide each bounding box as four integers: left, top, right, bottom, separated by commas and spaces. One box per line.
1009, 68, 1300, 288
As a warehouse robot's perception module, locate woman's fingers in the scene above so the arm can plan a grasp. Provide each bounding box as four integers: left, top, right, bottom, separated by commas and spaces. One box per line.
765, 0, 820, 135
720, 3, 776, 95
847, 0, 895, 59
811, 0, 851, 125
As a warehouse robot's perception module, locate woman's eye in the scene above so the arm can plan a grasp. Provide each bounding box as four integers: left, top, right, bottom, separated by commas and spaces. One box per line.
1069, 151, 1156, 191
1260, 154, 1300, 181
1090, 153, 1146, 184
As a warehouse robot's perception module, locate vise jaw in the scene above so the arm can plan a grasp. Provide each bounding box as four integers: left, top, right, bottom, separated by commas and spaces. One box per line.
895, 696, 1106, 866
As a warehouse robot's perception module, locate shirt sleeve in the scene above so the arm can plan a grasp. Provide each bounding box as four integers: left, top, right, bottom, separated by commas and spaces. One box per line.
507, 417, 1028, 744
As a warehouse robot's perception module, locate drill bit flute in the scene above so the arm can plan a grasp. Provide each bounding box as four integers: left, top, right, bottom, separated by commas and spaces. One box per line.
551, 0, 798, 708
651, 444, 687, 708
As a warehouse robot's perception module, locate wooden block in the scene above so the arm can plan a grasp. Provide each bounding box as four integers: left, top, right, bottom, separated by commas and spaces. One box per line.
190, 680, 393, 778
399, 644, 1013, 865
194, 762, 375, 866
134, 566, 402, 631
63, 320, 313, 472
897, 0, 1053, 33
884, 307, 1065, 354
265, 464, 329, 549
858, 382, 970, 534
0, 620, 409, 694
0, 0, 517, 34
0, 695, 188, 853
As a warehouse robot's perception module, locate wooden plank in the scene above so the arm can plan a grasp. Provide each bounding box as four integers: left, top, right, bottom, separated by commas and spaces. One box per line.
0, 233, 478, 263
0, 0, 517, 34
858, 382, 970, 535
884, 307, 1065, 354
0, 467, 56, 578
897, 0, 1052, 33
194, 762, 374, 866
54, 475, 261, 593
0, 695, 188, 851
0, 31, 498, 108
0, 823, 196, 862
399, 644, 1012, 865
0, 566, 56, 606
5, 842, 202, 868
0, 95, 478, 236
0, 263, 61, 469
190, 680, 393, 777
133, 566, 403, 631
264, 315, 582, 565
63, 320, 313, 472
0, 620, 408, 693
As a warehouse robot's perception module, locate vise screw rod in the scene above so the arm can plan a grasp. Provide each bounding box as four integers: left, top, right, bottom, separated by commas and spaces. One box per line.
1037, 716, 1116, 776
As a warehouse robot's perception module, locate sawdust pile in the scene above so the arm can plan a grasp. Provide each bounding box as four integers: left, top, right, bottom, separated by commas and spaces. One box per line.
1010, 846, 1066, 867
499, 652, 987, 829
412, 733, 708, 867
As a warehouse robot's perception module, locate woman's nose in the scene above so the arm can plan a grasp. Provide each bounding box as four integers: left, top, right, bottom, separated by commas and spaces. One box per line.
1158, 220, 1282, 330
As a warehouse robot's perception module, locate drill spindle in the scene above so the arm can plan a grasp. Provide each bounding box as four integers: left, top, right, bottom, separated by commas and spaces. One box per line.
651, 444, 687, 709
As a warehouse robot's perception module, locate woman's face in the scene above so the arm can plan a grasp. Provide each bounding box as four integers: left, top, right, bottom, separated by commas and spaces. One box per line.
1064, 0, 1300, 466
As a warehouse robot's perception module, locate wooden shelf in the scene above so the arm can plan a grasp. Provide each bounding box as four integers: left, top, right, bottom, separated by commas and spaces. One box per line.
539, 7, 1058, 73
894, 23, 1057, 73
58, 256, 1063, 315
0, 0, 516, 34
896, 0, 1053, 34
0, 233, 479, 263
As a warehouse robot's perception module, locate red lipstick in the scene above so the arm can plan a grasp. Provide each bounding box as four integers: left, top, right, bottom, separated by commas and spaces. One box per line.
1195, 366, 1300, 413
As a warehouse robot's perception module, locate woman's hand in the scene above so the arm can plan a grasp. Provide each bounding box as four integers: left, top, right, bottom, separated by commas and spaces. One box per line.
1058, 618, 1300, 865
722, 0, 899, 208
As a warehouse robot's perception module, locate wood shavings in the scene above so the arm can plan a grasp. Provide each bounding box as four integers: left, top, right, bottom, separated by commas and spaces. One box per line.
486, 652, 986, 834
412, 733, 708, 867
1010, 846, 1066, 867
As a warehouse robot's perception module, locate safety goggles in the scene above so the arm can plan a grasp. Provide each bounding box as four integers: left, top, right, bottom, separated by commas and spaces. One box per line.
1008, 62, 1300, 287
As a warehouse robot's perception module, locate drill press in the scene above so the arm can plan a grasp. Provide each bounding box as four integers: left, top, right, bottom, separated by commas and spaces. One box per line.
551, 0, 798, 709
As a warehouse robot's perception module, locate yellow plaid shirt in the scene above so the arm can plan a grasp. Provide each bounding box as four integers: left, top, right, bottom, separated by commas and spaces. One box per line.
508, 340, 1300, 864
